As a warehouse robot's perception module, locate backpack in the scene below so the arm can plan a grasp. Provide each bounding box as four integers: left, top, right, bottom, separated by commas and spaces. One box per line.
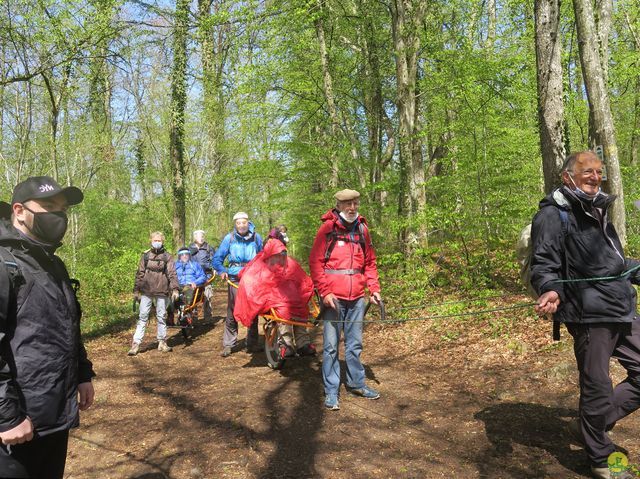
516, 207, 569, 340
0, 247, 23, 324
324, 222, 369, 264
143, 251, 168, 273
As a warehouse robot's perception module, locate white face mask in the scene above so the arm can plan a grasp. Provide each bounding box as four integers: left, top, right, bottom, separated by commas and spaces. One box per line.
339, 211, 358, 223
568, 174, 602, 200
151, 241, 163, 250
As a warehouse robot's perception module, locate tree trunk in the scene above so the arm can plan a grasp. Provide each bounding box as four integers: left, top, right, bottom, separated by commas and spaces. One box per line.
390, 0, 426, 222
89, 0, 117, 198
314, 0, 340, 187
487, 0, 496, 48
534, 0, 566, 193
170, 0, 189, 248
573, 0, 626, 244
198, 0, 227, 212
594, 0, 612, 80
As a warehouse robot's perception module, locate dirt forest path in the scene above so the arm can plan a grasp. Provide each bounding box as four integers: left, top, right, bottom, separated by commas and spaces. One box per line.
65, 287, 639, 479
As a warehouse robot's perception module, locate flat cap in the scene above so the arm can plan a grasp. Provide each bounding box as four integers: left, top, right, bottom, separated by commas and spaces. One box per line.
334, 189, 360, 202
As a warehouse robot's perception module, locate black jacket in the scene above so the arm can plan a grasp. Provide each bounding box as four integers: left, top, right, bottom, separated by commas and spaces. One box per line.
189, 241, 215, 274
0, 218, 95, 435
530, 187, 640, 323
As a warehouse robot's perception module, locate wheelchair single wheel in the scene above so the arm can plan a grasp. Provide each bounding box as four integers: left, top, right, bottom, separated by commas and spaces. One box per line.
263, 320, 285, 370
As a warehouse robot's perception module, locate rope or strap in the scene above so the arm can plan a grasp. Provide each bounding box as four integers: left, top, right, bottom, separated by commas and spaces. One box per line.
551, 263, 640, 284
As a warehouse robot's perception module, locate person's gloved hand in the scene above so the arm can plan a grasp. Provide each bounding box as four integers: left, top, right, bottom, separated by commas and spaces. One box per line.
171, 290, 179, 302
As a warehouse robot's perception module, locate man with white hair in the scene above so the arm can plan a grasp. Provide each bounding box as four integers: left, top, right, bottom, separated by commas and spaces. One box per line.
309, 189, 382, 411
213, 212, 263, 357
189, 229, 216, 320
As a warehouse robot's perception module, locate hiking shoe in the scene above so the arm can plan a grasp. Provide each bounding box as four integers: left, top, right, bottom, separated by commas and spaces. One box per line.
157, 340, 172, 352
591, 466, 636, 479
348, 385, 380, 400
324, 395, 340, 410
127, 342, 140, 356
221, 346, 232, 357
296, 344, 316, 357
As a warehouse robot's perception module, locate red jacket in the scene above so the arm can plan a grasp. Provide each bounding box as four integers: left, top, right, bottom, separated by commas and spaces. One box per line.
309, 209, 381, 300
234, 240, 314, 327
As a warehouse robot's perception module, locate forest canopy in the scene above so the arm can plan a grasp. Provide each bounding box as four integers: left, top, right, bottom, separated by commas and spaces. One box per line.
1, 0, 640, 329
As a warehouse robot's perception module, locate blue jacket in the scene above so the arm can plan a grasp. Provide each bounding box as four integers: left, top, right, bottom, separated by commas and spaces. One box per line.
175, 259, 207, 287
213, 222, 263, 280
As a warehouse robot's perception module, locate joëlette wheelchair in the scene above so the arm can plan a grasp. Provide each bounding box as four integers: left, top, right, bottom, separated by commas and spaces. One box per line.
168, 272, 216, 339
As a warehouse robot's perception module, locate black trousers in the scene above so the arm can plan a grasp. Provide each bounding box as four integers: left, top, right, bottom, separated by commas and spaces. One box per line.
567, 321, 640, 467
0, 430, 69, 478
223, 282, 258, 349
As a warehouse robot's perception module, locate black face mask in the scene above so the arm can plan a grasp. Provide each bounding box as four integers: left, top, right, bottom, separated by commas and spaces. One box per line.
22, 205, 68, 244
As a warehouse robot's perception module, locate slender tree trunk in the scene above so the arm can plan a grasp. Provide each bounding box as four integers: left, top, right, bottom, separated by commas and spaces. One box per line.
170, 0, 189, 247
314, 0, 340, 187
487, 0, 496, 48
41, 68, 70, 182
594, 0, 612, 80
390, 0, 426, 223
535, 0, 566, 193
89, 0, 117, 198
198, 0, 227, 212
573, 0, 626, 244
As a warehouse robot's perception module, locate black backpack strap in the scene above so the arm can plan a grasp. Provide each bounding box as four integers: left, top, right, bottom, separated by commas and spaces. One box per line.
324, 222, 369, 265
553, 208, 570, 341
0, 247, 22, 324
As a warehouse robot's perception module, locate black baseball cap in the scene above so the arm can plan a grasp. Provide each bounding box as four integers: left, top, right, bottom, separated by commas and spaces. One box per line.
12, 176, 83, 205
1, 176, 83, 215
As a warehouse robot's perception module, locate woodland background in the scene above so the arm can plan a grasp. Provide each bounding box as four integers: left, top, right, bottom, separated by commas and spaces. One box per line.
1, 0, 640, 331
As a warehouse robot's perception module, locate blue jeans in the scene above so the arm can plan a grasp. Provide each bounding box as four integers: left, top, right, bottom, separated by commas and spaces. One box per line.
322, 297, 366, 396
133, 295, 168, 343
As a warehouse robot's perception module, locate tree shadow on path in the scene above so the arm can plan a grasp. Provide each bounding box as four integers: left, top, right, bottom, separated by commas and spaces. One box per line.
475, 402, 589, 478
256, 357, 324, 478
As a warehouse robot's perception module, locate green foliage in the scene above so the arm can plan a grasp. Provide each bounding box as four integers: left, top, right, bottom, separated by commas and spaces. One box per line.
3, 0, 640, 337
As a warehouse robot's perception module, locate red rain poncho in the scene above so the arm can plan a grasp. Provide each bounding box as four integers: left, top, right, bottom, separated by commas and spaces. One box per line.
234, 239, 314, 327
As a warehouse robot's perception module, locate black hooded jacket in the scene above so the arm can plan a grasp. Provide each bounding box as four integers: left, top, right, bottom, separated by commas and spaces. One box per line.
530, 187, 640, 323
0, 217, 95, 435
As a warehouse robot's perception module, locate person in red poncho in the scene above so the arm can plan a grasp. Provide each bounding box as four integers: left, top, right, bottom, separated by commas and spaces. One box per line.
234, 234, 315, 357
309, 189, 382, 411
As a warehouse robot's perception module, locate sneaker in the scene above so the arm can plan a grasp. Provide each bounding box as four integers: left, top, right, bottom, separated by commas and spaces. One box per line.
324, 395, 340, 410
157, 340, 172, 353
296, 344, 316, 357
221, 346, 232, 358
348, 385, 380, 400
279, 345, 295, 359
591, 466, 636, 479
127, 342, 140, 356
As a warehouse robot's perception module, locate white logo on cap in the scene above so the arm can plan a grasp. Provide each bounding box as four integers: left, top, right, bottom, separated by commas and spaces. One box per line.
39, 184, 55, 193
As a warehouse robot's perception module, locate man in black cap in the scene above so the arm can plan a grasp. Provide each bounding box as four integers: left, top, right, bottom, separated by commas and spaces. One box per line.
0, 176, 95, 478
